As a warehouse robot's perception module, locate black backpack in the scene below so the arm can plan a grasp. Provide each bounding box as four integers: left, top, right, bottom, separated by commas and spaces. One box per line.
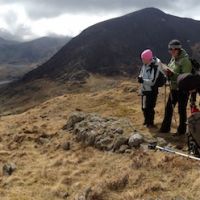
156, 70, 167, 87
188, 112, 200, 157
152, 67, 167, 88
150, 60, 167, 88
190, 58, 200, 75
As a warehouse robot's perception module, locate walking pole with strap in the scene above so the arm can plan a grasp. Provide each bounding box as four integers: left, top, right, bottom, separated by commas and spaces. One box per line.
164, 83, 167, 107
148, 142, 200, 161
168, 80, 178, 127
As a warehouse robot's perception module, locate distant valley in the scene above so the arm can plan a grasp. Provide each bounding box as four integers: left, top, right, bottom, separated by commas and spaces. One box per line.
0, 36, 71, 81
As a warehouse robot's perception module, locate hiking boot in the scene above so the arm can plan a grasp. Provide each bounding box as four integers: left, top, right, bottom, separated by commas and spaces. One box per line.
147, 124, 157, 128
159, 128, 170, 133
172, 132, 185, 137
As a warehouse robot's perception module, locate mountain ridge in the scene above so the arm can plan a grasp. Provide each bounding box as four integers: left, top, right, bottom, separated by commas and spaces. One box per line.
22, 7, 200, 83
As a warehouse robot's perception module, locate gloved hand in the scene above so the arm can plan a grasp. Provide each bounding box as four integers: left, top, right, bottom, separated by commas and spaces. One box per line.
191, 105, 200, 114
166, 68, 174, 77
137, 77, 143, 83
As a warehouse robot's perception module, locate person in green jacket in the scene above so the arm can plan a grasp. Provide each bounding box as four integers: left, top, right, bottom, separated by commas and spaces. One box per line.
160, 39, 192, 135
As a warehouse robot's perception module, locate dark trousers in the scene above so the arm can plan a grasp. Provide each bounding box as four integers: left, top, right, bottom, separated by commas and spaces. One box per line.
190, 91, 197, 106
160, 90, 189, 134
142, 90, 158, 125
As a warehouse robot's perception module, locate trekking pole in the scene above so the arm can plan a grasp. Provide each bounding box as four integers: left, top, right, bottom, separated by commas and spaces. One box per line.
164, 84, 167, 107
168, 81, 178, 127
148, 142, 200, 161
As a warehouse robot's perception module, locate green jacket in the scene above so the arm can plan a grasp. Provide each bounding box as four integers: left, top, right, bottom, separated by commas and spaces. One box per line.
168, 49, 192, 90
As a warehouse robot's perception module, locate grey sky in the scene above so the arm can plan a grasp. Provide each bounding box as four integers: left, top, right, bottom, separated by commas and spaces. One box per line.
0, 0, 199, 41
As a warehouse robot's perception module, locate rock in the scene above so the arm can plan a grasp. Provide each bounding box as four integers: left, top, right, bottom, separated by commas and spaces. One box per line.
98, 137, 113, 146
65, 112, 143, 153
63, 112, 86, 130
157, 137, 168, 147
3, 163, 16, 176
128, 133, 144, 148
62, 142, 70, 151
85, 134, 96, 146
112, 128, 123, 135
113, 137, 128, 151
76, 130, 89, 142
95, 142, 109, 151
35, 137, 50, 145
89, 115, 106, 123
140, 144, 149, 152
118, 145, 129, 153
75, 187, 92, 200
125, 149, 132, 154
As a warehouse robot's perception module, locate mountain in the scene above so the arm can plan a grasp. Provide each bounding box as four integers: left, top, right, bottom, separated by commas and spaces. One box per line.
2, 7, 200, 114
0, 37, 19, 46
22, 7, 200, 82
0, 36, 71, 65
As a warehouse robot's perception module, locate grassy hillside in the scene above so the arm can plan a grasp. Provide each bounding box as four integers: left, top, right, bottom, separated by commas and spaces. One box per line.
0, 76, 199, 200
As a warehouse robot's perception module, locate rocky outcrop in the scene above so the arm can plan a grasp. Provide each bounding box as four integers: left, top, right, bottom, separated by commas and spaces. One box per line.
63, 112, 145, 153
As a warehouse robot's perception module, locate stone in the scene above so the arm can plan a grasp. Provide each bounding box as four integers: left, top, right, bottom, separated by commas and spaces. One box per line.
85, 134, 96, 146
3, 163, 16, 176
65, 112, 146, 153
63, 112, 86, 130
125, 149, 132, 154
62, 142, 70, 151
128, 133, 144, 148
35, 137, 50, 145
113, 137, 128, 151
140, 144, 149, 152
98, 137, 113, 146
118, 145, 129, 153
157, 137, 168, 147
112, 128, 123, 135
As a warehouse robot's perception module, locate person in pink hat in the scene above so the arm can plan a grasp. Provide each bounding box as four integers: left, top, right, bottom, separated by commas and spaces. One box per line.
138, 49, 166, 127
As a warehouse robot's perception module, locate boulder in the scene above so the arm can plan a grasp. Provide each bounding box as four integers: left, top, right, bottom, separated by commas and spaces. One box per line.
128, 133, 144, 148
3, 163, 16, 176
113, 137, 128, 151
63, 112, 86, 130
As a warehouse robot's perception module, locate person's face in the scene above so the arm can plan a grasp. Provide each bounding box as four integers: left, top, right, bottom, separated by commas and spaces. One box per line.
142, 59, 151, 65
168, 48, 179, 58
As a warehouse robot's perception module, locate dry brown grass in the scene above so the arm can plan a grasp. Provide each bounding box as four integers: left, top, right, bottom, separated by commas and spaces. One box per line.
0, 76, 199, 199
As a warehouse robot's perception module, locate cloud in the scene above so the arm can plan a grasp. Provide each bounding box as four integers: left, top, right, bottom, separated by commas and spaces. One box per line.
0, 0, 199, 20
0, 25, 36, 41
0, 0, 200, 41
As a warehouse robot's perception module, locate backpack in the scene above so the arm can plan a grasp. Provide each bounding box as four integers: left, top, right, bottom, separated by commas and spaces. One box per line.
190, 58, 200, 75
155, 70, 167, 87
188, 112, 200, 157
152, 66, 166, 88
150, 60, 167, 88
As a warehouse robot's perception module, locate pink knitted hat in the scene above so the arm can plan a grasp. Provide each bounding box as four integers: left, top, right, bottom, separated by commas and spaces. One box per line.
141, 49, 153, 62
